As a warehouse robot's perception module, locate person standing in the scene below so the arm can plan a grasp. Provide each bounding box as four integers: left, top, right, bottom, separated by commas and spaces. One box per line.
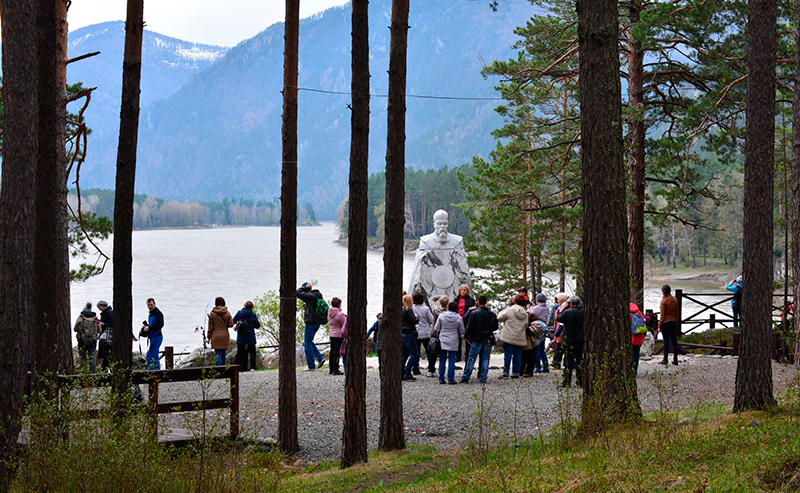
726, 275, 743, 328
454, 285, 475, 363
557, 295, 584, 388
659, 284, 680, 366
327, 297, 347, 376
296, 282, 327, 371
411, 291, 434, 376
208, 296, 234, 366
141, 298, 164, 370
548, 293, 570, 370
630, 302, 646, 375
96, 300, 114, 370
460, 295, 497, 383
530, 293, 551, 373
233, 300, 261, 371
433, 301, 465, 384
73, 302, 100, 372
497, 294, 529, 379
401, 294, 420, 381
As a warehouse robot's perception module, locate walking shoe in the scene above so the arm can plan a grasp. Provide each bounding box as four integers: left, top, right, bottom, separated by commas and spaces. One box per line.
672, 360, 679, 366
439, 379, 446, 384
402, 375, 417, 381
331, 371, 344, 376
510, 375, 520, 379
448, 380, 457, 385
426, 372, 436, 378
479, 379, 487, 384
317, 358, 326, 369
659, 359, 668, 365
498, 374, 509, 380
302, 367, 316, 371
459, 379, 470, 384
522, 374, 533, 378
533, 368, 541, 373
541, 368, 550, 373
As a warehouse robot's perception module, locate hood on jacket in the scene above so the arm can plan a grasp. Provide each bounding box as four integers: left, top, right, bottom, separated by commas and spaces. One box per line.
212, 306, 229, 315
509, 304, 529, 321
629, 303, 641, 314
81, 309, 97, 318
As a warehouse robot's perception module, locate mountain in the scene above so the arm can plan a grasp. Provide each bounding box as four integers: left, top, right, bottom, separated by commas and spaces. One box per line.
74, 0, 534, 218
66, 21, 227, 177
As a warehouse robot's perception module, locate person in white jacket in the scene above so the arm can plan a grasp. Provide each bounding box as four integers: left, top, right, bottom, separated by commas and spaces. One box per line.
497, 294, 529, 379
411, 291, 435, 376
432, 302, 465, 384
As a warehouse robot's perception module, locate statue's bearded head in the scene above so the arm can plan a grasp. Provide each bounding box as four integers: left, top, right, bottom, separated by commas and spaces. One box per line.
433, 210, 449, 243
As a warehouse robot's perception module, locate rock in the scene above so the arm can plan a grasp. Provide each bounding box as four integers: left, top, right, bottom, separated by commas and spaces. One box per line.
676, 417, 693, 426
178, 347, 216, 368
132, 351, 147, 370
640, 331, 655, 359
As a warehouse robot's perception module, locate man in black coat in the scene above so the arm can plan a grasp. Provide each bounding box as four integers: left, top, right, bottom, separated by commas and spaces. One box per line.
96, 300, 114, 370
460, 295, 498, 383
296, 282, 327, 371
557, 295, 584, 388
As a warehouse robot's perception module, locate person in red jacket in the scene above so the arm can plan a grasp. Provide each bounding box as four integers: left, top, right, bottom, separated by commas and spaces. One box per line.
630, 302, 646, 375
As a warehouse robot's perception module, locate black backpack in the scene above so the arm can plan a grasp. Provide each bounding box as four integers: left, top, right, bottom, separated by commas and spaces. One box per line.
733, 284, 743, 305
238, 319, 253, 337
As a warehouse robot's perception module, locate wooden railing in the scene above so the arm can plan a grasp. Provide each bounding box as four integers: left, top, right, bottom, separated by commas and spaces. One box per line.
57, 365, 240, 441
159, 342, 332, 369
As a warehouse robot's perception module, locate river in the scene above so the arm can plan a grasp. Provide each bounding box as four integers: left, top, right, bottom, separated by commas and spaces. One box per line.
69, 222, 734, 353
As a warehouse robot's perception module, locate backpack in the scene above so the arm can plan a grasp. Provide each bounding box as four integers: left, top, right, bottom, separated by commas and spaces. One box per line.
237, 319, 253, 337
733, 284, 742, 305
314, 298, 330, 324
79, 318, 99, 345
631, 312, 647, 335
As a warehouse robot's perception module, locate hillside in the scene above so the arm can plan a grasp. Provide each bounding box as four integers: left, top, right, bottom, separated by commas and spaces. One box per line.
72, 0, 535, 218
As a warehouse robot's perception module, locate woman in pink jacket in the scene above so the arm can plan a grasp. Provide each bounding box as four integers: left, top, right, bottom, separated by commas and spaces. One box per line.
327, 297, 347, 376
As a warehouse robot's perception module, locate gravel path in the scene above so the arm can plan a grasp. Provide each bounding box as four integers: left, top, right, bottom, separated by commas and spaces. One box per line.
156, 354, 800, 463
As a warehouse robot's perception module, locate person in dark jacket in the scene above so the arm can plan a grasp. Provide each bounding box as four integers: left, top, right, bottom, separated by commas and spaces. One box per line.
141, 298, 164, 370
454, 284, 476, 363
401, 294, 420, 381
460, 295, 497, 383
73, 302, 99, 372
557, 295, 584, 388
96, 300, 114, 370
296, 282, 326, 371
233, 300, 261, 371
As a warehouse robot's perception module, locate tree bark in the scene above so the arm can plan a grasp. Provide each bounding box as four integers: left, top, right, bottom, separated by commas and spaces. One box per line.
0, 0, 39, 485
625, 0, 646, 309
734, 0, 776, 411
792, 3, 800, 365
113, 0, 144, 374
577, 0, 641, 432
379, 0, 409, 452
32, 0, 72, 388
278, 0, 300, 455
342, 0, 369, 468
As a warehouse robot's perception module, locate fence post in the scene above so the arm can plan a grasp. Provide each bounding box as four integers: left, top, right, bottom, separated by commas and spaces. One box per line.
164, 346, 174, 370
230, 366, 239, 439
709, 313, 715, 331
675, 289, 683, 337
149, 379, 159, 440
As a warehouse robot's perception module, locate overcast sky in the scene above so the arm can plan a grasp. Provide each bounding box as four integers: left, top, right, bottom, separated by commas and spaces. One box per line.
67, 0, 350, 47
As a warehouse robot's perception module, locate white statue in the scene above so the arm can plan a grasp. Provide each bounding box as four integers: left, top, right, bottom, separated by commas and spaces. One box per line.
408, 210, 470, 302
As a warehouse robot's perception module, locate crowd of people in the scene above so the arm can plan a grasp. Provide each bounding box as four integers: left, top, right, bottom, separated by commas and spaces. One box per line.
73, 296, 262, 373
75, 277, 731, 381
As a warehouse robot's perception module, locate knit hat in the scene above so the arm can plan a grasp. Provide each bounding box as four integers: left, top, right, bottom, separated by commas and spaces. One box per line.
97, 300, 108, 307
536, 293, 547, 303
736, 275, 742, 283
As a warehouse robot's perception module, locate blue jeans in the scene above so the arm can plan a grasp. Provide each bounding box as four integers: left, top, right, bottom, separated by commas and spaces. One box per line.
304, 322, 324, 369
147, 334, 162, 370
439, 349, 457, 382
732, 303, 740, 327
534, 342, 549, 371
401, 333, 419, 377
77, 340, 97, 372
632, 345, 641, 374
461, 341, 490, 382
215, 349, 226, 366
502, 343, 522, 377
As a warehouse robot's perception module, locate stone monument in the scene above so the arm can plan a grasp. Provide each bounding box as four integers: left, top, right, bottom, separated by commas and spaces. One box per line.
408, 209, 471, 303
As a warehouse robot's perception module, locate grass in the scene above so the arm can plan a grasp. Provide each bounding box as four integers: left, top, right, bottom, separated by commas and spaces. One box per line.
277, 406, 800, 492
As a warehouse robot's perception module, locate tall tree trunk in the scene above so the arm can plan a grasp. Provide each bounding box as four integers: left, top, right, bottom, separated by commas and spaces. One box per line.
792, 3, 800, 365
734, 0, 776, 411
342, 0, 369, 468
625, 0, 646, 309
0, 0, 39, 485
32, 0, 72, 388
278, 0, 300, 455
379, 0, 409, 452
577, 0, 641, 432
113, 0, 144, 374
